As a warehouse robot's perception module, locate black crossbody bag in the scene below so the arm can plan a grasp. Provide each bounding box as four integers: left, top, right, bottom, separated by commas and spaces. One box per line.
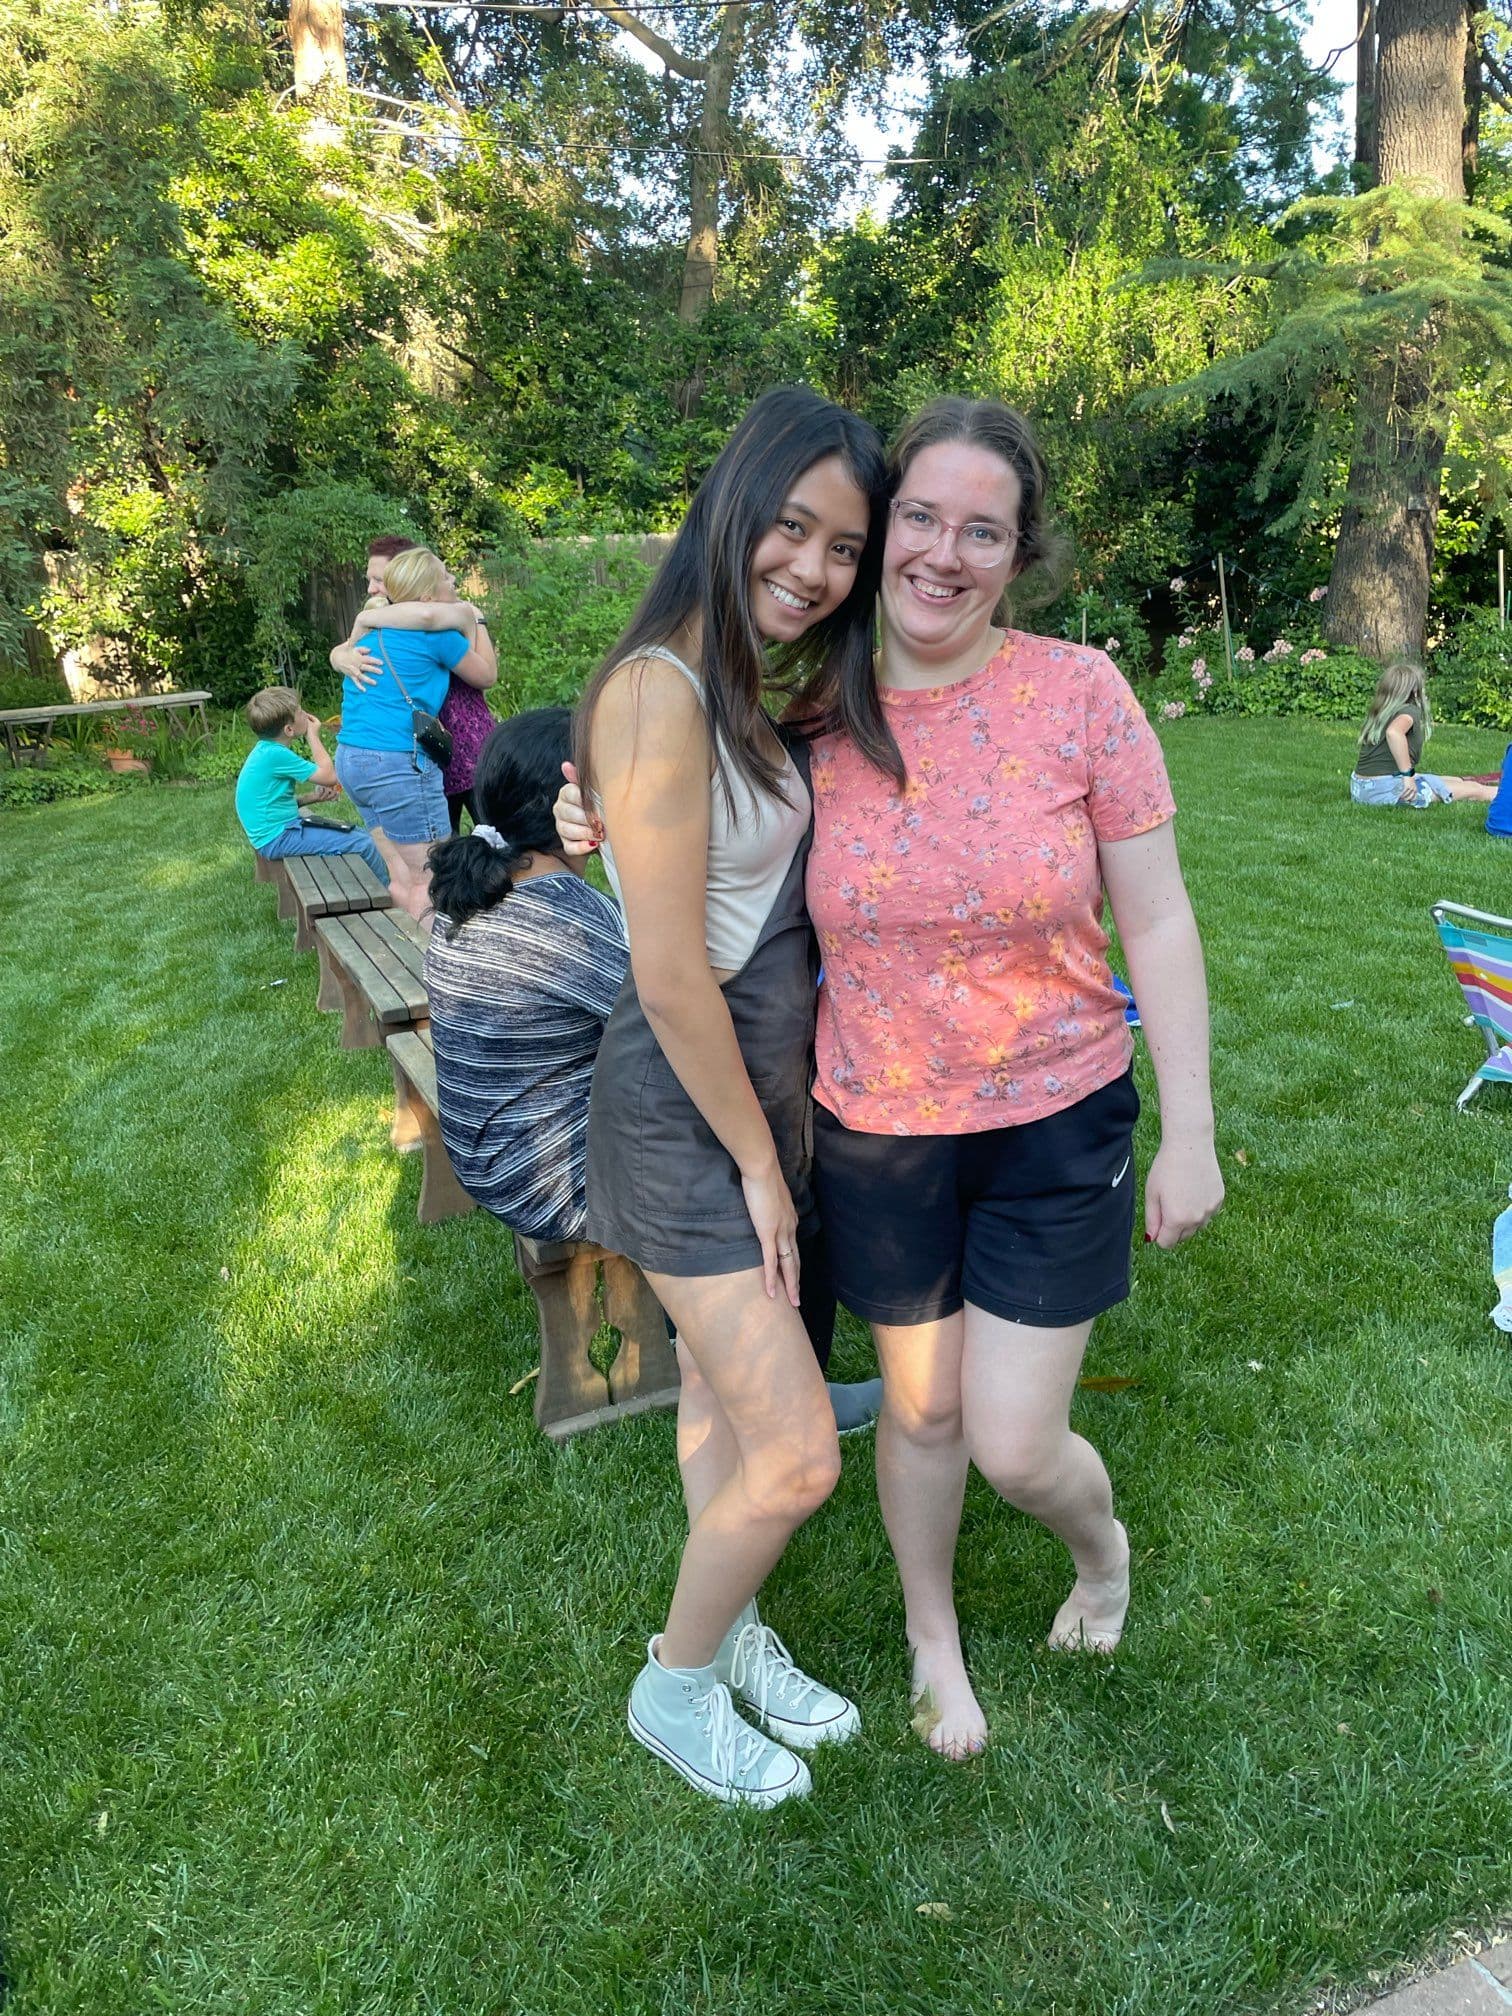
374, 630, 454, 768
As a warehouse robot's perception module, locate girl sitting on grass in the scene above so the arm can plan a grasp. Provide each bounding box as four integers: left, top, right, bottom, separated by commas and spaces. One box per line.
1350, 662, 1496, 809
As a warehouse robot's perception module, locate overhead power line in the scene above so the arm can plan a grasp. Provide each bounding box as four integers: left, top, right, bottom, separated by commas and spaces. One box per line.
355, 0, 777, 13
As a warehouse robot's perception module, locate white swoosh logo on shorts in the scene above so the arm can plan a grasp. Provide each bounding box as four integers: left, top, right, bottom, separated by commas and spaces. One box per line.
1110, 1157, 1131, 1188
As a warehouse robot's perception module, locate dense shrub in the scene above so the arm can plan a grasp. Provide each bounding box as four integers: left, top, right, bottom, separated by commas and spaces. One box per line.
0, 763, 140, 809
1432, 609, 1512, 729
1051, 589, 1152, 680
0, 670, 69, 712
188, 720, 256, 781
485, 541, 654, 717
1146, 624, 1379, 724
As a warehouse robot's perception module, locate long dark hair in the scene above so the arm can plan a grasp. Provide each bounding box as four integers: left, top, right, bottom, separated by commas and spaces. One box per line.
428, 708, 571, 935
795, 396, 1070, 788
573, 385, 888, 814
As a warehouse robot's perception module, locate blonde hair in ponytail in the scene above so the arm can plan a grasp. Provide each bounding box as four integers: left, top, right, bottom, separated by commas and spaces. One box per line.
1362, 661, 1430, 746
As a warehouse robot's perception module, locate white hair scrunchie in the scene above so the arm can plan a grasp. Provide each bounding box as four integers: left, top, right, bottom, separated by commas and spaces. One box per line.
471, 824, 508, 851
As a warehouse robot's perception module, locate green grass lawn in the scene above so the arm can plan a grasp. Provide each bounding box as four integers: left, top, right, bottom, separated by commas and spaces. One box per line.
2, 716, 1510, 2016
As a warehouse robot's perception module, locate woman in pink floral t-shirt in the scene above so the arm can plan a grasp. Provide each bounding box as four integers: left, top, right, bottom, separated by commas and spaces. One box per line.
798, 398, 1223, 1761
555, 397, 1222, 1767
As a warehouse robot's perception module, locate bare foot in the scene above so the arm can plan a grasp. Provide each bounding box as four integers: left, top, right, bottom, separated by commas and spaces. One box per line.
1047, 1519, 1130, 1654
909, 1637, 989, 1759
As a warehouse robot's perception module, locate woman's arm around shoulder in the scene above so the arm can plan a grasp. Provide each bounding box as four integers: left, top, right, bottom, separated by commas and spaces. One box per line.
353, 599, 480, 641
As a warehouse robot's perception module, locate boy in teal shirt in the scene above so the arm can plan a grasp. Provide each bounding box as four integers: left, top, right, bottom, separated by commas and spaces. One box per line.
234, 686, 386, 880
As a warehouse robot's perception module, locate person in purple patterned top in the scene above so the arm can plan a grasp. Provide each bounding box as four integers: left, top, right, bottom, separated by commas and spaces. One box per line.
438, 674, 496, 831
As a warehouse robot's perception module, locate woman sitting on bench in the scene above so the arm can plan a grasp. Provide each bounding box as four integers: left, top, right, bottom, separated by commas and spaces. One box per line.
425, 707, 625, 1244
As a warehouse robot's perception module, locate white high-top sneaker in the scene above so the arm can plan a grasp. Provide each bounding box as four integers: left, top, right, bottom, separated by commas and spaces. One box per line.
714, 1603, 861, 1751
628, 1637, 810, 1807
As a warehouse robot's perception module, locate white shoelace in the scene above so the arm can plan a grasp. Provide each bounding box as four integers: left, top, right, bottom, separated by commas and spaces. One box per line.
728, 1622, 825, 1724
695, 1677, 771, 1788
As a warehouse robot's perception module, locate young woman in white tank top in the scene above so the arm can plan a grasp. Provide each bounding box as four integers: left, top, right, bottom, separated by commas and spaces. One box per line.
573, 387, 889, 1809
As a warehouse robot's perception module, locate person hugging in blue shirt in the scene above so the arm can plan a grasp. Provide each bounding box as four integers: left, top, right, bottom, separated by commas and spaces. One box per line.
331, 544, 497, 919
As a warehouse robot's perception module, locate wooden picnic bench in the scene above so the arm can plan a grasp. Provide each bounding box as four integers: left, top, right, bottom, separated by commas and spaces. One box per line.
260, 851, 391, 951
385, 1024, 477, 1225
314, 908, 429, 1050
0, 689, 212, 766
514, 1233, 681, 1441
383, 1026, 680, 1438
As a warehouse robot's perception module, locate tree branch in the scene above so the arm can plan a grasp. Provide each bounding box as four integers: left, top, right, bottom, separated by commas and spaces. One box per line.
1482, 41, 1512, 104
583, 2, 707, 79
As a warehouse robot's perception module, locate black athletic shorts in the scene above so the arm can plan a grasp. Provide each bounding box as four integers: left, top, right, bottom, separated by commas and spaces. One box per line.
812, 1068, 1140, 1330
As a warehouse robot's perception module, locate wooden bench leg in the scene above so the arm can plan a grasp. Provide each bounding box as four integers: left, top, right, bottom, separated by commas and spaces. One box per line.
292, 900, 317, 955
416, 1121, 476, 1225
389, 1051, 425, 1153
514, 1237, 681, 1440
387, 1056, 476, 1224
254, 854, 279, 885
528, 1246, 614, 1440
276, 870, 298, 923
602, 1256, 681, 1411
314, 939, 375, 1047
314, 932, 346, 1014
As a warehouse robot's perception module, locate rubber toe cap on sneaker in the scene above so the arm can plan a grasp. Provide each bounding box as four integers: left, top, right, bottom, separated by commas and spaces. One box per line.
766, 1694, 862, 1750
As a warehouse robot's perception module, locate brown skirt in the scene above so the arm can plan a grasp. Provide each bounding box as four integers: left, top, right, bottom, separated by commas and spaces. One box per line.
584, 788, 819, 1278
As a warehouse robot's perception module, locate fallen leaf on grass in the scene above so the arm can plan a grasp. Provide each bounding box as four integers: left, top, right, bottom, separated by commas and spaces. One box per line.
1246, 1360, 1264, 1372
94, 1811, 108, 1836
1233, 1149, 1249, 1166
507, 1366, 540, 1397
916, 1902, 954, 1921
219, 1266, 230, 1281
1336, 1723, 1353, 1736
1078, 1375, 1140, 1393
1160, 1801, 1177, 1836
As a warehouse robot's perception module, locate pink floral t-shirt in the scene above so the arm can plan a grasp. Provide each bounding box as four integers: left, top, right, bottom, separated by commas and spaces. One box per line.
807, 632, 1175, 1135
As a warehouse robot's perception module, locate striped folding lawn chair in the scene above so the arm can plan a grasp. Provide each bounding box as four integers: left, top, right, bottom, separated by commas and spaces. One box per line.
1431, 900, 1512, 1110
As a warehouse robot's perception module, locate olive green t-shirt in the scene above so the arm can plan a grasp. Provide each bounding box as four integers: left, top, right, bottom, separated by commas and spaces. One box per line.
1356, 702, 1423, 778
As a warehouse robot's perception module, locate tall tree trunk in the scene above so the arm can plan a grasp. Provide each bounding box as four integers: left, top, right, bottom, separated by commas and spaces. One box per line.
290, 0, 347, 148
1462, 0, 1482, 194
1355, 0, 1377, 178
1324, 0, 1465, 663
677, 3, 746, 326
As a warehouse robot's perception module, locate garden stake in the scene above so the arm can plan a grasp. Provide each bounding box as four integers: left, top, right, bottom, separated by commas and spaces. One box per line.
1499, 547, 1506, 628
1218, 552, 1235, 679
1081, 609, 1088, 646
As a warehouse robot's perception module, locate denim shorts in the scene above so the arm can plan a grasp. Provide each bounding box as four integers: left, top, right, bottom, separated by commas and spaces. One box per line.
1349, 772, 1453, 809
335, 743, 448, 845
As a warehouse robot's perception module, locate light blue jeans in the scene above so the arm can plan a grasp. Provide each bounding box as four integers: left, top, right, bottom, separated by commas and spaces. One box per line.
1349, 772, 1454, 809
258, 818, 388, 880
335, 743, 449, 845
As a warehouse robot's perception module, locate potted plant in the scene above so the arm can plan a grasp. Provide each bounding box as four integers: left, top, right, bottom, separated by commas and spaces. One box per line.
101, 704, 156, 774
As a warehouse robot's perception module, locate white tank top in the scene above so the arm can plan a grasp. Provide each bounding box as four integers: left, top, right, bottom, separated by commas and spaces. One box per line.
596, 646, 811, 973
